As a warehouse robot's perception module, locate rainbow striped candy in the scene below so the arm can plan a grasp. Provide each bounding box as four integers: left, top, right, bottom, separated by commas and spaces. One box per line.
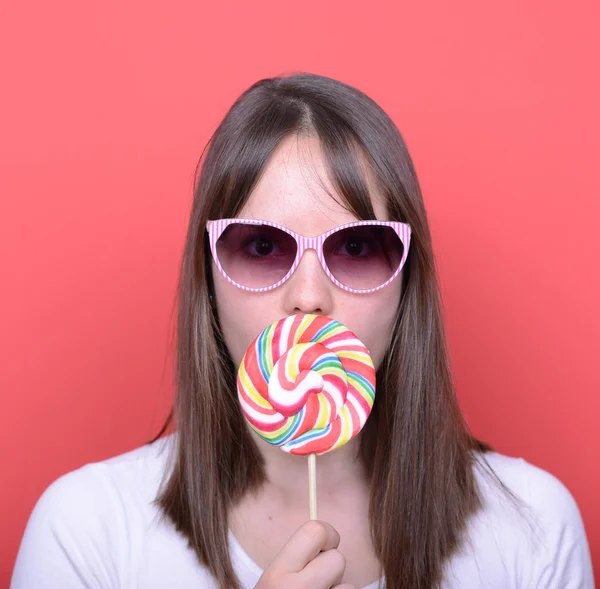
237, 314, 376, 456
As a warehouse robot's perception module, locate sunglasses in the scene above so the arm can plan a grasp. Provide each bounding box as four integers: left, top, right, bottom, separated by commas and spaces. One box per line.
206, 218, 412, 294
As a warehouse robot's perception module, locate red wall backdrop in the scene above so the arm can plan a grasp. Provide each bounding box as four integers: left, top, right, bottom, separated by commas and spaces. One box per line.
1, 0, 598, 584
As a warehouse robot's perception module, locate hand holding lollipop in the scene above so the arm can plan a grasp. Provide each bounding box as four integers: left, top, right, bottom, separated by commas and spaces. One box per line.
237, 313, 376, 518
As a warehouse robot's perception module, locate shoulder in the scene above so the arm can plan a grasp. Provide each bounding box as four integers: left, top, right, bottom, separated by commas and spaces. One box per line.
475, 451, 579, 513
11, 434, 177, 589
474, 451, 588, 538
37, 432, 175, 518
466, 450, 595, 588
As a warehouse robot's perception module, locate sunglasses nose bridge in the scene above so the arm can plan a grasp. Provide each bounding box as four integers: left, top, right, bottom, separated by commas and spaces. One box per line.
296, 235, 321, 254
290, 235, 329, 289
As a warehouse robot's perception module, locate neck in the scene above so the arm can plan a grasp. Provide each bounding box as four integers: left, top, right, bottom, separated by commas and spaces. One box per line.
249, 429, 370, 507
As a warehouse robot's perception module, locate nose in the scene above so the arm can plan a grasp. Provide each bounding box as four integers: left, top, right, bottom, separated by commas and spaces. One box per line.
283, 248, 333, 316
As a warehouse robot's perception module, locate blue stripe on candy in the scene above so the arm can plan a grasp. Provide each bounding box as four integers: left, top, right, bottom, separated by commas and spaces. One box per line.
311, 356, 339, 371
257, 329, 270, 382
284, 423, 332, 450
311, 320, 339, 342
273, 407, 303, 445
347, 371, 375, 396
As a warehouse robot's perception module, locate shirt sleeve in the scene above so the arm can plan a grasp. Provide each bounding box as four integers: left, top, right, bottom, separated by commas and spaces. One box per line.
523, 460, 596, 589
10, 464, 122, 589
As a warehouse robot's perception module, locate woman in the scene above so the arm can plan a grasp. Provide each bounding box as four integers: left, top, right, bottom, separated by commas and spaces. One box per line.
11, 72, 595, 589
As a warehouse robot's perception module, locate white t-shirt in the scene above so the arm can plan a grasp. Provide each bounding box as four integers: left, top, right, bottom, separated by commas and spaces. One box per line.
10, 433, 595, 589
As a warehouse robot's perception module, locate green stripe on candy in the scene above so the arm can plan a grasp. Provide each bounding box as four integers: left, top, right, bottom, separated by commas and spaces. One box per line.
346, 372, 375, 403
254, 412, 300, 445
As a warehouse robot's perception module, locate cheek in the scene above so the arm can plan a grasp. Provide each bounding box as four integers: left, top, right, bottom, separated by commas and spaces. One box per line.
213, 270, 283, 368
212, 269, 248, 367
215, 295, 265, 368
344, 284, 401, 370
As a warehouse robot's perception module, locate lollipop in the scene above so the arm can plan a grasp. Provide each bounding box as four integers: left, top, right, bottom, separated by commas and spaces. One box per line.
237, 313, 376, 456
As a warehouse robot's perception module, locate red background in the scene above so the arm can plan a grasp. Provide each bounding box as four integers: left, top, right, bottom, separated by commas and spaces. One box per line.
1, 0, 598, 584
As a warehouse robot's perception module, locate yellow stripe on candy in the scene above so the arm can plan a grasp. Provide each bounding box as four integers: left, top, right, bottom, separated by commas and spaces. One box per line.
287, 345, 303, 379
334, 350, 374, 364
239, 361, 271, 409
315, 394, 331, 429
297, 314, 315, 343
331, 405, 353, 451
266, 327, 275, 373
326, 366, 347, 379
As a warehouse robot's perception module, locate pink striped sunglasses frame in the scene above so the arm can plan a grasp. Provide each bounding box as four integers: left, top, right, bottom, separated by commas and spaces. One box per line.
206, 218, 412, 294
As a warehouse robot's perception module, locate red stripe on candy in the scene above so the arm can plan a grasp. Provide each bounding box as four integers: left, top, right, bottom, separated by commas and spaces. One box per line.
298, 315, 329, 343
288, 315, 304, 349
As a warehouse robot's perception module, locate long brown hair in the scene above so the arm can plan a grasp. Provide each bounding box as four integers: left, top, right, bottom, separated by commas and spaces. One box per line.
150, 72, 519, 589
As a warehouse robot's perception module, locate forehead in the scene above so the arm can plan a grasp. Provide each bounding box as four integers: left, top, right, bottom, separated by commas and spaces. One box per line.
238, 134, 388, 235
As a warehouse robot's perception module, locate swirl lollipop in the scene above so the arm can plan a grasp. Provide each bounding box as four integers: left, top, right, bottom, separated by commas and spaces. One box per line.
237, 313, 376, 518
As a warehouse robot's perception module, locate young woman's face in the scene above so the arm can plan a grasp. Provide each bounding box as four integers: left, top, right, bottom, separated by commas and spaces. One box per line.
212, 134, 403, 371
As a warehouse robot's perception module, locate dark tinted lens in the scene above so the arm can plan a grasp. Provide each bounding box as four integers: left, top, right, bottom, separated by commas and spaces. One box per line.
216, 223, 297, 288
323, 225, 404, 290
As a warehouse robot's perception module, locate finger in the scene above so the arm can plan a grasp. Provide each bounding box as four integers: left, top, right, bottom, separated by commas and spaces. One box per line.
269, 520, 341, 573
300, 548, 346, 588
